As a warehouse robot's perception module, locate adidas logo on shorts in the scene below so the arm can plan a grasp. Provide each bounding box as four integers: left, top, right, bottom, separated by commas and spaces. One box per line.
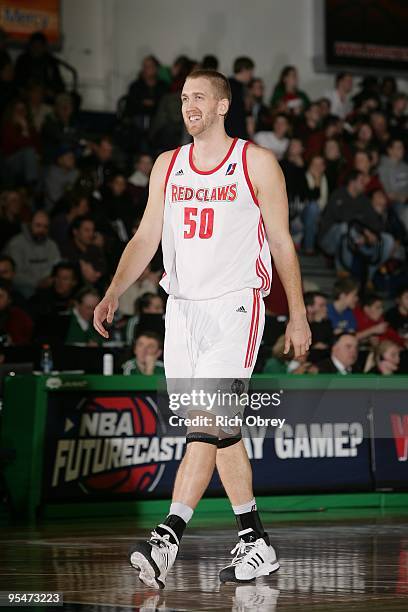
236, 306, 247, 313
175, 169, 184, 175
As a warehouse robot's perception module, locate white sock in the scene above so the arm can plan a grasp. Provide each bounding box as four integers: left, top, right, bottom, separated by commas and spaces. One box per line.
232, 498, 257, 515
169, 501, 194, 523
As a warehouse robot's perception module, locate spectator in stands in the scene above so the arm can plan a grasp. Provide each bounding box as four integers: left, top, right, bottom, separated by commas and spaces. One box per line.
124, 55, 168, 143
29, 261, 78, 318
80, 135, 116, 192
125, 292, 165, 346
246, 78, 271, 136
128, 153, 153, 189
270, 65, 310, 114
118, 264, 160, 317
352, 96, 380, 126
319, 170, 395, 282
3, 210, 60, 298
350, 150, 383, 195
368, 189, 407, 259
351, 76, 380, 117
0, 254, 26, 309
324, 72, 353, 119
122, 331, 164, 376
303, 155, 328, 253
295, 102, 321, 148
319, 170, 367, 262
169, 55, 195, 92
41, 92, 79, 163
317, 97, 331, 120
327, 278, 359, 334
306, 114, 347, 161
339, 215, 395, 286
0, 278, 32, 345
369, 111, 390, 151
380, 76, 397, 109
280, 139, 307, 199
149, 57, 194, 153
289, 153, 327, 254
44, 145, 79, 211
316, 332, 358, 374
389, 93, 407, 139
353, 123, 374, 153
385, 286, 408, 341
50, 190, 90, 246
254, 113, 290, 160
0, 190, 23, 251
1, 99, 40, 186
14, 32, 64, 100
378, 139, 408, 230
354, 294, 407, 348
201, 55, 219, 70
262, 334, 289, 374
225, 56, 254, 139
61, 215, 107, 287
128, 153, 153, 212
304, 291, 333, 349
65, 287, 102, 345
323, 139, 347, 193
100, 171, 135, 239
26, 81, 52, 132
367, 339, 401, 375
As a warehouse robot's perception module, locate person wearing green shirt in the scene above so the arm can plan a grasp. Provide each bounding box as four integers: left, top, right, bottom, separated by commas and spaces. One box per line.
122, 330, 164, 375
270, 65, 310, 112
65, 286, 102, 345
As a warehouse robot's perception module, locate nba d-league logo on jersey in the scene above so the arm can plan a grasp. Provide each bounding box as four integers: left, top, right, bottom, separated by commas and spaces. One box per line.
50, 395, 184, 495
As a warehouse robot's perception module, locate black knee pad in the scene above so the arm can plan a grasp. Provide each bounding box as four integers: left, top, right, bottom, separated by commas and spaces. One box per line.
217, 434, 242, 449
186, 432, 219, 446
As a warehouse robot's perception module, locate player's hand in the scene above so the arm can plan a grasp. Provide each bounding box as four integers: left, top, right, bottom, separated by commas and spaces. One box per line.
93, 292, 119, 339
284, 314, 312, 358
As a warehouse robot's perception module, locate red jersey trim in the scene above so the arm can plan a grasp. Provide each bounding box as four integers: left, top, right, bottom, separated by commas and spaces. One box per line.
242, 141, 259, 207
164, 147, 181, 194
244, 289, 260, 368
189, 137, 238, 175
255, 218, 271, 291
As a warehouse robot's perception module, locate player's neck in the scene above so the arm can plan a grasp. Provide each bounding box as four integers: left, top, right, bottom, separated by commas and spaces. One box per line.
192, 129, 233, 167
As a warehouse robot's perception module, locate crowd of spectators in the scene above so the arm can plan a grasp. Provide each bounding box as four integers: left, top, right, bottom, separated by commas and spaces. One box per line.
0, 31, 407, 376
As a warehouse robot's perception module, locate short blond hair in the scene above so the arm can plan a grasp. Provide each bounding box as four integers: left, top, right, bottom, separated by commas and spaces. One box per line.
186, 69, 232, 105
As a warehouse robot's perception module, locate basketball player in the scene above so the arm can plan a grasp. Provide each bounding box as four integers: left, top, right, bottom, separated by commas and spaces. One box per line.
93, 70, 311, 588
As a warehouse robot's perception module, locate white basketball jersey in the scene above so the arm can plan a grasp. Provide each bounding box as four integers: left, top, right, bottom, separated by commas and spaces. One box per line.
159, 137, 272, 300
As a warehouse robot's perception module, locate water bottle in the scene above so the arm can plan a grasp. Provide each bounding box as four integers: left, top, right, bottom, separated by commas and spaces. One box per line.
103, 353, 114, 375
40, 344, 54, 374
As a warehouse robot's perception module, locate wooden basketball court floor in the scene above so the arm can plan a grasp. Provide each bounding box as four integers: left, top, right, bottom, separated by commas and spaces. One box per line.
1, 513, 407, 611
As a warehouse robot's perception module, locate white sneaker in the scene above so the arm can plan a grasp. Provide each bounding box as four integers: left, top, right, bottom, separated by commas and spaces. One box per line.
219, 530, 280, 583
129, 524, 179, 589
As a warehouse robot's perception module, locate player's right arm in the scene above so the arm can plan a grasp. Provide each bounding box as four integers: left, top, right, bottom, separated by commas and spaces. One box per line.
93, 150, 174, 338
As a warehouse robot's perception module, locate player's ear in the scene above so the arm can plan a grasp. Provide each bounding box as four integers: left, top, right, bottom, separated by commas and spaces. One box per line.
218, 98, 229, 117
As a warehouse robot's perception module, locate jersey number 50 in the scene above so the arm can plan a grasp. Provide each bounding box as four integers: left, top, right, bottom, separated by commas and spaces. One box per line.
184, 207, 214, 239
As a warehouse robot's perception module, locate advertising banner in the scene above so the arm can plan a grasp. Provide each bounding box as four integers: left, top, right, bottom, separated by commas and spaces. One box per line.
0, 0, 61, 46
372, 392, 408, 489
43, 386, 373, 502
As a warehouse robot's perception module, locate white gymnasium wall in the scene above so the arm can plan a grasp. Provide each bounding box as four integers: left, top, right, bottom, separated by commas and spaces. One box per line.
58, 0, 334, 111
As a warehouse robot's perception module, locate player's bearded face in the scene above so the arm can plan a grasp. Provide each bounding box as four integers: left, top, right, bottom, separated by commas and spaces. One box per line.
181, 80, 220, 136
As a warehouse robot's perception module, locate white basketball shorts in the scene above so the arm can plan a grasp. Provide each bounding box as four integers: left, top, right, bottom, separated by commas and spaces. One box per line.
164, 288, 265, 379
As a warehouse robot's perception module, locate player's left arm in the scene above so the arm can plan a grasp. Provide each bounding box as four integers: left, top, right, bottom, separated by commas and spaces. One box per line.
247, 144, 311, 357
